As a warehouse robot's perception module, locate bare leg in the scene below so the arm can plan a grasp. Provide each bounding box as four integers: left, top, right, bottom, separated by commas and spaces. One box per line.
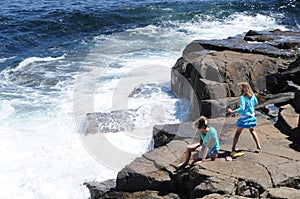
178, 143, 200, 167
249, 128, 261, 150
232, 127, 243, 151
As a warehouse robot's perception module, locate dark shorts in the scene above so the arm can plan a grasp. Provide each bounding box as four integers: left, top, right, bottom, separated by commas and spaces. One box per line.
207, 148, 219, 157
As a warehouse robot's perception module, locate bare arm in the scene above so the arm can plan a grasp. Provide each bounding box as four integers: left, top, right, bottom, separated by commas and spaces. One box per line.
200, 138, 215, 161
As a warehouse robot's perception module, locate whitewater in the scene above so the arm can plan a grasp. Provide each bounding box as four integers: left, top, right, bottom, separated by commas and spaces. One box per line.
0, 13, 288, 198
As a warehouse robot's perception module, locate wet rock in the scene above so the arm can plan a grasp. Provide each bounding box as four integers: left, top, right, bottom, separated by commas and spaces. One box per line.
184, 30, 300, 58
83, 110, 136, 134
244, 29, 300, 50
84, 179, 116, 199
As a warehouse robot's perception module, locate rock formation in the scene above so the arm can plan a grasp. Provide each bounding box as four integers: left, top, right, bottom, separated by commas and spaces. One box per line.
84, 30, 300, 198
85, 115, 300, 198
171, 29, 300, 119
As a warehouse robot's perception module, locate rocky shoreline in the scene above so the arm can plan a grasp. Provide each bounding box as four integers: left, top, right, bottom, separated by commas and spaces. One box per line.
84, 30, 300, 198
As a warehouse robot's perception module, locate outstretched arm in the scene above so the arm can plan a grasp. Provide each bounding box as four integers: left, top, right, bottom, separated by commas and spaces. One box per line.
228, 96, 245, 114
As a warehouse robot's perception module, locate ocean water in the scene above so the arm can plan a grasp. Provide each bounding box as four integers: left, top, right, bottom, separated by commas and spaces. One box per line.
0, 0, 299, 198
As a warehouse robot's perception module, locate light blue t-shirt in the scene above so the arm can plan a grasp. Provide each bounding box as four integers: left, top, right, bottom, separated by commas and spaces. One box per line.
236, 95, 258, 117
197, 126, 220, 151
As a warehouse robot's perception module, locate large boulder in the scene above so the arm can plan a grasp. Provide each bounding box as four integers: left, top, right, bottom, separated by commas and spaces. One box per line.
116, 139, 188, 193
171, 29, 300, 119
266, 57, 300, 93
275, 104, 300, 151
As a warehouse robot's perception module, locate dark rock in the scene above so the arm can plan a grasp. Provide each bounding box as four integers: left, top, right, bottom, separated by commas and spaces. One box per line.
84, 179, 116, 199
293, 89, 300, 114
244, 29, 300, 50
200, 97, 239, 117
200, 194, 251, 199
254, 92, 294, 121
275, 104, 300, 151
196, 78, 230, 100
103, 190, 181, 199
266, 58, 300, 94
289, 56, 300, 69
256, 92, 294, 108
116, 140, 188, 192
153, 123, 195, 148
190, 172, 236, 198
183, 36, 300, 58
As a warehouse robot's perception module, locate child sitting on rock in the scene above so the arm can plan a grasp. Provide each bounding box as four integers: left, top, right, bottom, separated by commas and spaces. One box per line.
178, 116, 220, 167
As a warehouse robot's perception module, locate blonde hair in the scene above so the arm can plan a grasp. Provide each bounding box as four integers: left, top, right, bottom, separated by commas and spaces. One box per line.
193, 116, 208, 129
238, 82, 254, 98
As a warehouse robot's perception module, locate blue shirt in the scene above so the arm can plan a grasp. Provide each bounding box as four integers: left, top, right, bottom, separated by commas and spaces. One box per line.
236, 95, 258, 117
196, 126, 220, 151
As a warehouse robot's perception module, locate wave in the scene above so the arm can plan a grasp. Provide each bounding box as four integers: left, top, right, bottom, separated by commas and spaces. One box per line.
1, 0, 299, 58
1, 55, 67, 89
11, 55, 65, 72
0, 2, 298, 198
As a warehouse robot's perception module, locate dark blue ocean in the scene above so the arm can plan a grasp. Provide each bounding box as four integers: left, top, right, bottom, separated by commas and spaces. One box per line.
0, 0, 299, 198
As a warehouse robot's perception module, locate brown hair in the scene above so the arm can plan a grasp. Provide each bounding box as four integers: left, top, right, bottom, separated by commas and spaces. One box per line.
194, 116, 208, 129
238, 82, 254, 98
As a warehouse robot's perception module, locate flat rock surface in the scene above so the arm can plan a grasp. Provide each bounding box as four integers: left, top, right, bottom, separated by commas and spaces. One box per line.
115, 116, 300, 198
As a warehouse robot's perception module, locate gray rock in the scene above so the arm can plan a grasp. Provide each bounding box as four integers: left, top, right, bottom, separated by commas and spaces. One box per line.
83, 110, 136, 134
171, 29, 300, 119
116, 140, 188, 192
266, 57, 300, 94
84, 179, 116, 199
263, 187, 300, 199
200, 97, 239, 117
191, 173, 236, 198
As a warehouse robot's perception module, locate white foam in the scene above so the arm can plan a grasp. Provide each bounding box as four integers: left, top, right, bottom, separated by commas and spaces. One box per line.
0, 100, 15, 120
0, 57, 15, 63
0, 91, 117, 198
168, 13, 288, 40
11, 55, 65, 72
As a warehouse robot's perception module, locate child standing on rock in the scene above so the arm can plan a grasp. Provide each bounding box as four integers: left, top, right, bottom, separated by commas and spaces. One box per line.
228, 82, 261, 152
178, 116, 220, 167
